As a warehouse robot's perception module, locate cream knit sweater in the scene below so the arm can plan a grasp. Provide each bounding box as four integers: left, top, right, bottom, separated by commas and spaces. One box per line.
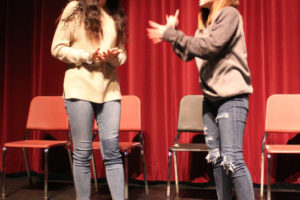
51, 1, 127, 103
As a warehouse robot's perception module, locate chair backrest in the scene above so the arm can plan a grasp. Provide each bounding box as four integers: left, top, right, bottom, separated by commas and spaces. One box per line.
265, 94, 300, 133
26, 96, 69, 131
177, 95, 204, 132
93, 95, 141, 132
120, 95, 141, 131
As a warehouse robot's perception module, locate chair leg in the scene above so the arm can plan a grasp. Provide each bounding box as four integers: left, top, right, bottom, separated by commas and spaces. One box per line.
44, 149, 49, 200
138, 132, 148, 195
2, 147, 7, 200
22, 147, 32, 185
173, 151, 179, 195
124, 151, 129, 200
91, 152, 99, 192
267, 154, 271, 200
140, 146, 148, 195
167, 151, 172, 199
260, 150, 265, 199
67, 146, 75, 189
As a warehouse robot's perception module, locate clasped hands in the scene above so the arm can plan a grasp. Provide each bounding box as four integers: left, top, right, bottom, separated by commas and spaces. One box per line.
147, 9, 180, 44
90, 47, 121, 63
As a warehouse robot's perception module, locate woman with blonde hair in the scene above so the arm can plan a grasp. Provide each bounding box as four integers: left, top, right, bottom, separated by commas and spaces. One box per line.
147, 0, 254, 199
52, 0, 127, 199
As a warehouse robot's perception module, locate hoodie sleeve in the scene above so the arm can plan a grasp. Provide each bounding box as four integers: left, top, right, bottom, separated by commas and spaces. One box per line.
163, 7, 240, 61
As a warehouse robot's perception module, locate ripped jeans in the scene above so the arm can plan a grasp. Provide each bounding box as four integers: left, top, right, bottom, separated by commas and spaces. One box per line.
65, 99, 124, 200
203, 95, 254, 200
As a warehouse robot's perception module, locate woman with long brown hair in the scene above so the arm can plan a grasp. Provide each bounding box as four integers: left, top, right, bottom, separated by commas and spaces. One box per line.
51, 0, 126, 199
148, 0, 254, 199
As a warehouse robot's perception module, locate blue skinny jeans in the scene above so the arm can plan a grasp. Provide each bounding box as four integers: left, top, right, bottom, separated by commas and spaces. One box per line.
65, 99, 124, 200
203, 95, 254, 200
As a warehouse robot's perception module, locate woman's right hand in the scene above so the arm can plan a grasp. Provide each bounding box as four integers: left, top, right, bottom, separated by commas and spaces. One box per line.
166, 9, 179, 28
90, 48, 100, 63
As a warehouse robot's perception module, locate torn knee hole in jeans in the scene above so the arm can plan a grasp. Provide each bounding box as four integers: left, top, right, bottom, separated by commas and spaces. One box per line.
215, 112, 229, 123
205, 147, 220, 165
205, 136, 213, 145
203, 126, 208, 135
221, 155, 235, 174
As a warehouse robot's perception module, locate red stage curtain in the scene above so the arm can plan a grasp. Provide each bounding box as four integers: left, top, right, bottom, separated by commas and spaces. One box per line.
1, 0, 300, 184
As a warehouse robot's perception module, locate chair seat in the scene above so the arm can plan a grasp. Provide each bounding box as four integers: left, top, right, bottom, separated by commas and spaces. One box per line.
266, 144, 300, 154
92, 142, 141, 152
169, 143, 208, 152
4, 140, 69, 148
119, 142, 141, 152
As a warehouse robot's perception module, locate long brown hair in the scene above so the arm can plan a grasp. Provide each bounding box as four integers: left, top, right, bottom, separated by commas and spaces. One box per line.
198, 0, 239, 31
60, 0, 126, 46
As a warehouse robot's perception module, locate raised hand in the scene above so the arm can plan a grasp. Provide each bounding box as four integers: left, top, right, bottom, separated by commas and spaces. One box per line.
147, 9, 180, 44
147, 20, 168, 44
166, 9, 179, 28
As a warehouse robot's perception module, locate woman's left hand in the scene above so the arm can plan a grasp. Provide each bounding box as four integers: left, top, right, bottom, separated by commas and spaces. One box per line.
147, 9, 180, 44
97, 48, 120, 62
147, 21, 168, 44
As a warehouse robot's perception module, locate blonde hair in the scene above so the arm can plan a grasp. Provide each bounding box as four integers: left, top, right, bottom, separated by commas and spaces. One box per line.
198, 0, 239, 31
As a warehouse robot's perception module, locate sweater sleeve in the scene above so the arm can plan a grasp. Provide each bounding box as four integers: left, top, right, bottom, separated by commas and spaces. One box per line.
163, 7, 240, 61
51, 2, 90, 66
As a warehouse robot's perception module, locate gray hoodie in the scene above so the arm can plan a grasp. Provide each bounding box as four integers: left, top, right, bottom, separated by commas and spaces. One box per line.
163, 6, 253, 101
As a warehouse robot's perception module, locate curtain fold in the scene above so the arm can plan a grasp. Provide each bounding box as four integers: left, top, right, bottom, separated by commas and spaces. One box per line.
1, 0, 300, 184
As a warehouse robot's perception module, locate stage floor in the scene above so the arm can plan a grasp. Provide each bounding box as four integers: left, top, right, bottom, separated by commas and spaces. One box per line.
1, 176, 300, 199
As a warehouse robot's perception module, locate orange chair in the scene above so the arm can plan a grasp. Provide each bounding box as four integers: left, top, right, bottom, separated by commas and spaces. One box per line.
91, 95, 148, 199
1, 96, 73, 200
260, 94, 300, 200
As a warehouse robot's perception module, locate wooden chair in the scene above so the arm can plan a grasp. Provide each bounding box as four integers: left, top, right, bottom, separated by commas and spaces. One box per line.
2, 96, 73, 200
91, 95, 148, 199
260, 94, 300, 200
167, 95, 208, 198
